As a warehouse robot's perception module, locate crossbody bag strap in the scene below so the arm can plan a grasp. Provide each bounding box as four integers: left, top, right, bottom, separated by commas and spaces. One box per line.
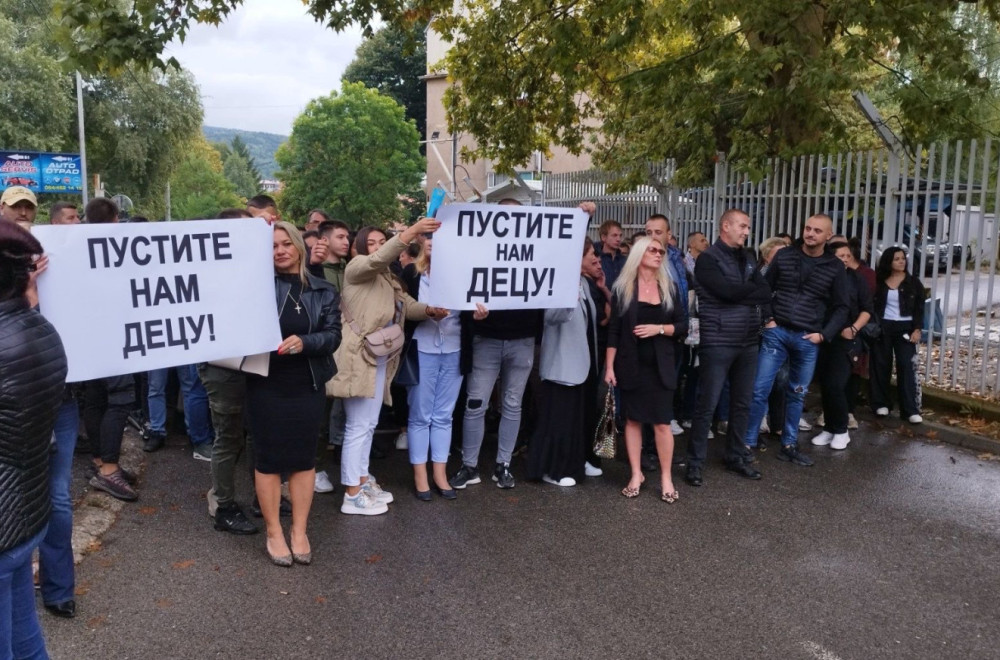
339, 297, 366, 337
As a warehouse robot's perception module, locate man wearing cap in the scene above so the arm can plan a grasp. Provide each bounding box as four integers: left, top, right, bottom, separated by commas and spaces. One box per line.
0, 186, 38, 228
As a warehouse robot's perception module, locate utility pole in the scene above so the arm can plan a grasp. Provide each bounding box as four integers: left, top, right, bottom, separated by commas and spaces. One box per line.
76, 72, 89, 207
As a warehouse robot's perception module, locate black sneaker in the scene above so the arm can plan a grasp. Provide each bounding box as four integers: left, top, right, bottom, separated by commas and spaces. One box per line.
86, 463, 137, 485
143, 430, 166, 452
214, 503, 258, 535
448, 465, 481, 490
640, 451, 659, 472
777, 443, 814, 467
493, 462, 515, 489
90, 470, 138, 501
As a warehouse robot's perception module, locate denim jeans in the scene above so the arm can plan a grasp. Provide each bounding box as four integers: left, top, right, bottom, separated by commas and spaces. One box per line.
687, 344, 757, 468
342, 357, 387, 487
0, 527, 49, 660
408, 351, 463, 465
745, 326, 820, 448
461, 336, 535, 467
148, 365, 213, 446
38, 399, 78, 607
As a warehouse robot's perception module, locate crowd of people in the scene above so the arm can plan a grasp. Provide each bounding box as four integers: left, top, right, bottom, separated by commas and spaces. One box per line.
0, 184, 928, 657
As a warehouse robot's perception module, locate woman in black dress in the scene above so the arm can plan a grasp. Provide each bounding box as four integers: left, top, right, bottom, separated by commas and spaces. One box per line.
605, 237, 687, 502
248, 221, 340, 566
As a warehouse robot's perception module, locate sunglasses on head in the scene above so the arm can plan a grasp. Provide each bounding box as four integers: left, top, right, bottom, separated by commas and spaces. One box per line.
646, 246, 666, 256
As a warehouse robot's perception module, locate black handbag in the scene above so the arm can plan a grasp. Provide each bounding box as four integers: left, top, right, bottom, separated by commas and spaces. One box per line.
394, 338, 420, 387
859, 319, 882, 344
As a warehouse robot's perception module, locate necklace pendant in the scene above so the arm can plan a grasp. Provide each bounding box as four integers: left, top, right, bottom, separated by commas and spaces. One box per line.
295, 302, 302, 314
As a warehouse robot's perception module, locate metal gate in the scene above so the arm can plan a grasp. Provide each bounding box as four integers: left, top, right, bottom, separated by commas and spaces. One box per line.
543, 140, 1000, 400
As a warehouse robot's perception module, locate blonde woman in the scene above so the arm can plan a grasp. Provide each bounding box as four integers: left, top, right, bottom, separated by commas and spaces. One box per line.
246, 221, 341, 566
605, 237, 687, 501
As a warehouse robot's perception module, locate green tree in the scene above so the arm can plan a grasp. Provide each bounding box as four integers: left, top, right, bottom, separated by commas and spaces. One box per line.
169, 135, 241, 220
84, 66, 203, 216
275, 81, 423, 227
222, 151, 260, 199
343, 22, 427, 141
0, 6, 75, 152
229, 135, 262, 184
55, 0, 1000, 185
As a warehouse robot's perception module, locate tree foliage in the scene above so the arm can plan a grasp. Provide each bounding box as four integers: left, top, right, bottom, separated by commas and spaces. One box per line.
343, 22, 427, 141
275, 81, 424, 227
222, 151, 259, 200
54, 0, 1000, 186
1, 0, 203, 214
169, 135, 241, 220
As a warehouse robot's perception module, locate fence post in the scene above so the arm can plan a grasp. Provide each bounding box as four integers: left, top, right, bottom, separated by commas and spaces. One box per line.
713, 153, 728, 221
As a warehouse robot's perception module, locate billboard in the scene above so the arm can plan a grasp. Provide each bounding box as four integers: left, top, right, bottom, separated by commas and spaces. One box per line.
0, 151, 83, 194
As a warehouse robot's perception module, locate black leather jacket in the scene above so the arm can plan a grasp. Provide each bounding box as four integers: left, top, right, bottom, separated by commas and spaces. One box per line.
273, 273, 342, 390
0, 298, 68, 553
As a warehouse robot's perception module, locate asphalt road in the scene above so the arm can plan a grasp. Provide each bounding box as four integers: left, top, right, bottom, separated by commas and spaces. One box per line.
43, 424, 1000, 659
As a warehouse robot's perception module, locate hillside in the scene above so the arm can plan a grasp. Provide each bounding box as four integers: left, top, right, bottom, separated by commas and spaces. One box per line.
202, 126, 287, 180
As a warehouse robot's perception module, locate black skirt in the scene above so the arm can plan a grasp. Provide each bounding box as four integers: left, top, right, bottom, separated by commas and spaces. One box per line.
526, 380, 587, 482
620, 360, 674, 425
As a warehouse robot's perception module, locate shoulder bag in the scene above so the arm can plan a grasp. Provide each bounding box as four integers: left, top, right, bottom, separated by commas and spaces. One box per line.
342, 298, 405, 359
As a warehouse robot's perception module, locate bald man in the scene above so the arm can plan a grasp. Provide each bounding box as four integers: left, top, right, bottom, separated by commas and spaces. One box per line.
743, 214, 850, 467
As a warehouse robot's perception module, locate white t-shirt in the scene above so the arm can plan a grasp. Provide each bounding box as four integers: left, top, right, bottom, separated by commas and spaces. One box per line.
883, 288, 911, 321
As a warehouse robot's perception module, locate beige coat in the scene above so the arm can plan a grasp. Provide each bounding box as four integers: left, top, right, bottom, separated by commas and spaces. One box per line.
328, 236, 428, 403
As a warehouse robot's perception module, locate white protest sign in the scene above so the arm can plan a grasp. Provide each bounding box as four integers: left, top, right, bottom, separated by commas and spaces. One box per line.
427, 203, 588, 310
33, 219, 283, 382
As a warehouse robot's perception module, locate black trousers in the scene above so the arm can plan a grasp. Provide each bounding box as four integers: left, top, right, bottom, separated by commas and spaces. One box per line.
687, 344, 757, 468
870, 320, 920, 417
818, 338, 857, 434
82, 375, 135, 465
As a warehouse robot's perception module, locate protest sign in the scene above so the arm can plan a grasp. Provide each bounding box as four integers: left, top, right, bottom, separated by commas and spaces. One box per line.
33, 219, 283, 382
427, 202, 589, 311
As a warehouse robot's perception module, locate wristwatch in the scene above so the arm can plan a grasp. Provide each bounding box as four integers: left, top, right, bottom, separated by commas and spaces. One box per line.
658, 325, 664, 335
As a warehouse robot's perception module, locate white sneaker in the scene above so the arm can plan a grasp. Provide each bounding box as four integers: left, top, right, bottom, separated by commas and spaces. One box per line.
314, 470, 334, 493
707, 428, 714, 439
847, 413, 859, 430
340, 491, 389, 516
206, 488, 218, 518
670, 420, 684, 435
908, 414, 923, 424
811, 431, 833, 447
361, 477, 393, 504
681, 420, 692, 429
798, 418, 813, 431
758, 418, 770, 434
584, 462, 603, 477
830, 432, 851, 450
542, 475, 577, 487
875, 407, 889, 417
395, 431, 408, 450
718, 421, 729, 435
816, 412, 825, 427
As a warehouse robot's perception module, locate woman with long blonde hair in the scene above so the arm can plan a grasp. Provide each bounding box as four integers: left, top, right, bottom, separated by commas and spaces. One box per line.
605, 237, 687, 501
246, 221, 341, 566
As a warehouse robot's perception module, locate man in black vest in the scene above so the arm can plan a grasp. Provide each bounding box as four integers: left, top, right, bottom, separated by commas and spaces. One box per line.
685, 209, 772, 487
744, 214, 850, 467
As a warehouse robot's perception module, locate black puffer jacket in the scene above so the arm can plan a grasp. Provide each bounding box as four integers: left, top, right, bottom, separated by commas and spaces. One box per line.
694, 239, 772, 347
0, 298, 68, 553
765, 243, 850, 341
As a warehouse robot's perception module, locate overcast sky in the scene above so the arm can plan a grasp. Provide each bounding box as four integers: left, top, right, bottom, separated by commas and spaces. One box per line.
167, 0, 366, 136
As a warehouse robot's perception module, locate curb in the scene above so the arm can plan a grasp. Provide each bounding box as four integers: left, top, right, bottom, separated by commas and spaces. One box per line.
922, 386, 1000, 423
866, 414, 1000, 456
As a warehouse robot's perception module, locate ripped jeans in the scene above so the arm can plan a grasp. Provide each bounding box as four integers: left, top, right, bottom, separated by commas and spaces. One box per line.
744, 326, 819, 449
461, 336, 535, 468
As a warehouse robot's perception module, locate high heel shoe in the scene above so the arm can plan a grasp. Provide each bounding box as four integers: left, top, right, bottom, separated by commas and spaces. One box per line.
292, 552, 312, 565
266, 538, 292, 567
415, 489, 432, 502
661, 490, 679, 504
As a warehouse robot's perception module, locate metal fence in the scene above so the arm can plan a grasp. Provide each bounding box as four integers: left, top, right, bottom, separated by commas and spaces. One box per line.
543, 140, 1000, 401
